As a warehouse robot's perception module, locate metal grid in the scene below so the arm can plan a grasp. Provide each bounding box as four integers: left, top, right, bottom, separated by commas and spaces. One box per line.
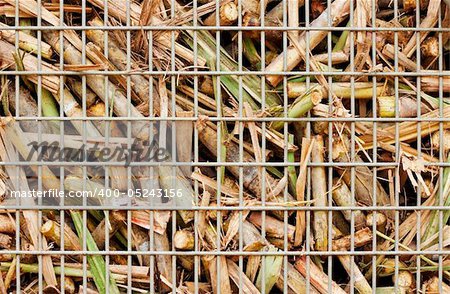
0, 0, 448, 293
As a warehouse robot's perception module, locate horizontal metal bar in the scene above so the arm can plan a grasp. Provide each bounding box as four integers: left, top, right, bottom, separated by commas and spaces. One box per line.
1, 249, 449, 256
1, 25, 449, 32
8, 116, 450, 123
0, 160, 438, 168
0, 161, 441, 167
1, 70, 449, 77
1, 205, 449, 211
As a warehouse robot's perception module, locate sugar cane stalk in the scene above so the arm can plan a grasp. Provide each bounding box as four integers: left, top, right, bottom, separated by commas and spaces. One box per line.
41, 220, 82, 251
0, 23, 53, 58
332, 178, 366, 230
270, 90, 323, 131
91, 211, 125, 250
377, 96, 426, 118
70, 211, 120, 294
275, 262, 320, 294
0, 40, 59, 93
255, 246, 283, 293
86, 17, 153, 106
286, 82, 385, 99
197, 122, 294, 208
311, 135, 328, 251
333, 226, 372, 294
42, 31, 149, 140
294, 256, 346, 294
332, 134, 393, 218
294, 137, 314, 247
226, 259, 261, 294
287, 134, 297, 195
203, 1, 238, 27
265, 0, 352, 87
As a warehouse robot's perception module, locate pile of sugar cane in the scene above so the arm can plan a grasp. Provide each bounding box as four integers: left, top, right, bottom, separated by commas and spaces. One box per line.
0, 0, 449, 293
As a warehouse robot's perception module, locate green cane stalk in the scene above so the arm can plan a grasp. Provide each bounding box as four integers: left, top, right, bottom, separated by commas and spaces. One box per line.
71, 211, 120, 294
287, 134, 297, 195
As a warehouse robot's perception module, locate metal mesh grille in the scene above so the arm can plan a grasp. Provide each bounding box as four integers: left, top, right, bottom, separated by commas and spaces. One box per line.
0, 0, 449, 293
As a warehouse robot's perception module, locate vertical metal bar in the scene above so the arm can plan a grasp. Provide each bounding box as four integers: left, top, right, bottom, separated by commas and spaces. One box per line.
393, 0, 400, 292
282, 0, 289, 290
125, 0, 132, 293
415, 0, 422, 291
303, 0, 312, 292
36, 0, 43, 291
371, 0, 378, 292
170, 1, 178, 293
14, 0, 20, 293
81, 0, 88, 292
437, 4, 445, 293
348, 0, 356, 292
214, 0, 222, 293
326, 1, 334, 293
58, 0, 66, 292
237, 0, 244, 293
148, 21, 156, 294
261, 0, 267, 293
2, 0, 448, 293
192, 0, 200, 292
